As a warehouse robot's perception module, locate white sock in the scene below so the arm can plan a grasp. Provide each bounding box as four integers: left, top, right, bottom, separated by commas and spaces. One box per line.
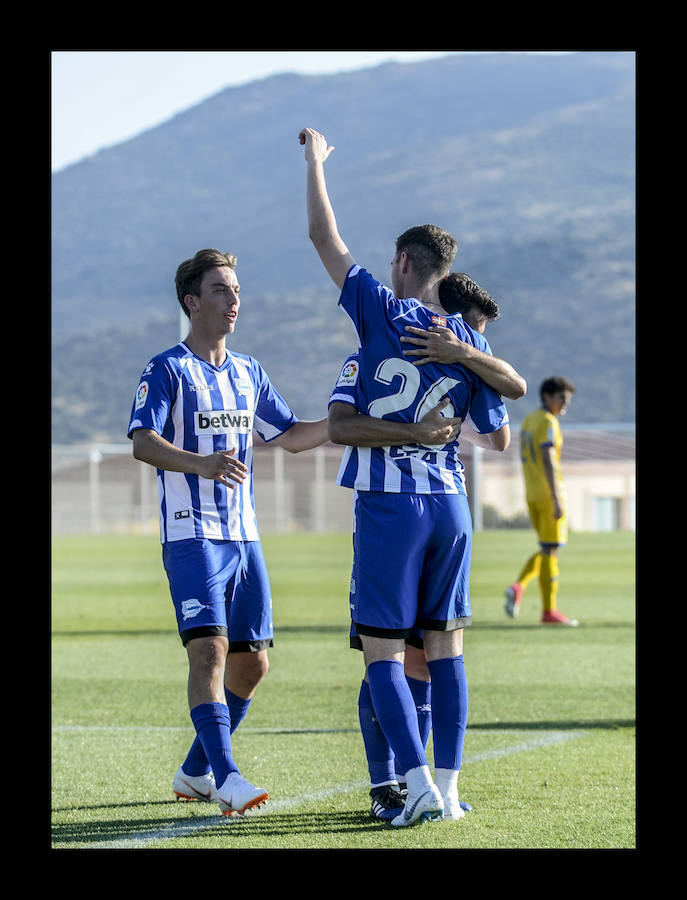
435, 767, 459, 801
404, 765, 434, 797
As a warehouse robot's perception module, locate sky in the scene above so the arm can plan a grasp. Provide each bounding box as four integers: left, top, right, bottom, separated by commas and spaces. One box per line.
50, 50, 571, 172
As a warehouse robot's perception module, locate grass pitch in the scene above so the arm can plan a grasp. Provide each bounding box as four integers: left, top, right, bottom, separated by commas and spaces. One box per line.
51, 529, 635, 850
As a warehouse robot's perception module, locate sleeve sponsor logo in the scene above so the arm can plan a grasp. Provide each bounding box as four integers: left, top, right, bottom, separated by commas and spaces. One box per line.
194, 409, 254, 435
135, 381, 149, 410
336, 360, 359, 387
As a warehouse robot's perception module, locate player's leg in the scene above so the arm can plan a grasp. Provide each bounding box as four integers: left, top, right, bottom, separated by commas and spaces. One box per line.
184, 633, 239, 797
350, 554, 403, 806
352, 492, 443, 827
353, 627, 426, 820
164, 539, 267, 812
403, 641, 432, 749
184, 643, 269, 816
423, 628, 469, 820
537, 506, 578, 625
505, 503, 543, 617
416, 494, 473, 820
224, 649, 269, 730
211, 539, 273, 813
362, 636, 443, 827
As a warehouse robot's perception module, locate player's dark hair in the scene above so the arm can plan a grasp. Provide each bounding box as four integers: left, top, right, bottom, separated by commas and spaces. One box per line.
395, 225, 458, 281
540, 376, 576, 401
439, 272, 501, 320
175, 249, 238, 317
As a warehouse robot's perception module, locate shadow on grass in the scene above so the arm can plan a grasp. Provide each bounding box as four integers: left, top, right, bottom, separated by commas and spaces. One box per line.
52, 625, 348, 639
468, 718, 635, 731
51, 808, 383, 848
473, 621, 635, 630
52, 620, 635, 639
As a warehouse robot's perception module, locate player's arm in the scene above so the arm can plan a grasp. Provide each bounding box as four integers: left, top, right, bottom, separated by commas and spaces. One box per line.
328, 398, 462, 447
541, 444, 564, 518
400, 326, 526, 400
132, 428, 248, 489
268, 418, 330, 453
299, 127, 355, 290
458, 420, 511, 452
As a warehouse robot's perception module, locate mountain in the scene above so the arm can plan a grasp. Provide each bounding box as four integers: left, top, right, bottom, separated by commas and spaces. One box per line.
51, 51, 635, 444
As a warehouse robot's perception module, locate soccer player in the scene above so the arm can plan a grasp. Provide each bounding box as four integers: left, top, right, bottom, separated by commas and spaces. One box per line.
127, 248, 329, 817
329, 277, 524, 821
505, 376, 578, 626
299, 126, 512, 826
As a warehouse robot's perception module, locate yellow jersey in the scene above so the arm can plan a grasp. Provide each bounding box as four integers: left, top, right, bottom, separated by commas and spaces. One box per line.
519, 408, 564, 504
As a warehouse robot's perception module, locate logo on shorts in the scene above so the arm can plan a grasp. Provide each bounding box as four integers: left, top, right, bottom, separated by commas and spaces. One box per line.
181, 598, 206, 620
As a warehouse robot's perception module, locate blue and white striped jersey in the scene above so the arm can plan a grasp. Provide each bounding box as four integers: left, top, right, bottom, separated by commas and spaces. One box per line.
331, 266, 508, 494
127, 342, 297, 543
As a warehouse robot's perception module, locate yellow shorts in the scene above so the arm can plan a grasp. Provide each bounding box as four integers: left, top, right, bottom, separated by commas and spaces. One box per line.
528, 500, 568, 547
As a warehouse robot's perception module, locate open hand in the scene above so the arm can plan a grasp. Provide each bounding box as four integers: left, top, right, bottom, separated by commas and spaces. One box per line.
415, 397, 462, 447
401, 325, 470, 366
197, 447, 248, 489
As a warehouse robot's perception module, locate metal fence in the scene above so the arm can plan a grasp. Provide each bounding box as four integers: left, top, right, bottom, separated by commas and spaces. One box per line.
51, 424, 635, 536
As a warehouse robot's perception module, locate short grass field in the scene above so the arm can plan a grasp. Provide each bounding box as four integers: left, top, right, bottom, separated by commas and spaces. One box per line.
51, 529, 635, 851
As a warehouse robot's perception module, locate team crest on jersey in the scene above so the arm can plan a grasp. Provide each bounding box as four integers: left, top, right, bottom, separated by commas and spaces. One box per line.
234, 380, 254, 396
194, 409, 254, 435
431, 315, 447, 327
336, 360, 359, 387
135, 381, 149, 410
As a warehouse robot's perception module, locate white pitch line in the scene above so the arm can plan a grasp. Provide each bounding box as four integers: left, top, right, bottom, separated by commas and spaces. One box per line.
55, 729, 583, 850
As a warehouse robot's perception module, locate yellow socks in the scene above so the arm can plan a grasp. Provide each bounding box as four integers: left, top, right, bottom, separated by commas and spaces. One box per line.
517, 553, 542, 590
539, 554, 560, 613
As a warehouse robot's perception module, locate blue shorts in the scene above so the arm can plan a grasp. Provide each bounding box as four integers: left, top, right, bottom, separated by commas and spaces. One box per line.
162, 538, 273, 650
350, 491, 473, 639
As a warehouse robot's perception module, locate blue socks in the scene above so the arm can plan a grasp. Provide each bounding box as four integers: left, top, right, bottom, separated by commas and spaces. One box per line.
225, 689, 252, 734
358, 657, 467, 784
183, 690, 252, 778
406, 676, 432, 751
366, 660, 427, 775
426, 656, 469, 770
358, 679, 396, 785
189, 702, 237, 788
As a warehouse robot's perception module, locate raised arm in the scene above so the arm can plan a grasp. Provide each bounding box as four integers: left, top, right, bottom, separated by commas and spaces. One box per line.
400, 325, 527, 400
299, 127, 355, 290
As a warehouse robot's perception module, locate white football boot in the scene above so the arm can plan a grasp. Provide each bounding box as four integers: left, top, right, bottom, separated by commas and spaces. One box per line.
391, 783, 444, 827
216, 771, 269, 817
441, 794, 467, 821
173, 766, 218, 802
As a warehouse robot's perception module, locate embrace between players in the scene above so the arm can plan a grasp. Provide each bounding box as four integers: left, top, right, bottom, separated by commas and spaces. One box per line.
128, 126, 554, 827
